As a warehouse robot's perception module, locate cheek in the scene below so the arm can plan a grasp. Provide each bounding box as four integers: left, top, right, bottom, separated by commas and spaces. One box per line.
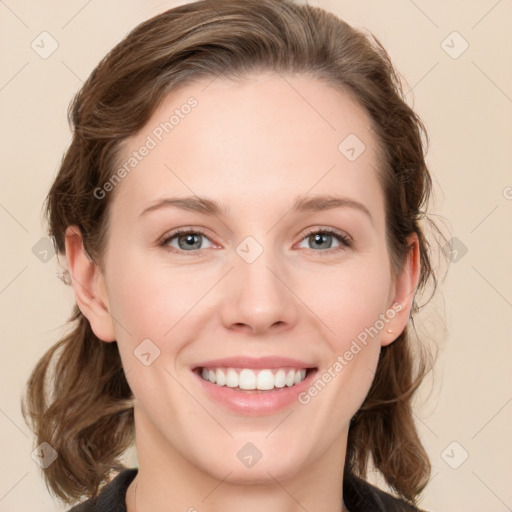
296, 256, 391, 402
299, 256, 392, 346
105, 247, 212, 341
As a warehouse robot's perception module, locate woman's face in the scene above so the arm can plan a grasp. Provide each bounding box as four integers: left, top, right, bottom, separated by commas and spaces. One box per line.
78, 72, 417, 484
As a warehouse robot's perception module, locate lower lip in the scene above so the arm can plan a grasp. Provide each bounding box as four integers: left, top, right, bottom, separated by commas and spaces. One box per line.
193, 369, 318, 416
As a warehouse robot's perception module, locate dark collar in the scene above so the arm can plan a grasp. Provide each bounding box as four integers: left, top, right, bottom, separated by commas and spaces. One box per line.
68, 467, 425, 512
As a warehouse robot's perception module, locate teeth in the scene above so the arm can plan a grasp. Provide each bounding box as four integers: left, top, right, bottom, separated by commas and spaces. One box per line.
216, 368, 226, 386
226, 368, 238, 388
274, 369, 286, 388
200, 367, 307, 390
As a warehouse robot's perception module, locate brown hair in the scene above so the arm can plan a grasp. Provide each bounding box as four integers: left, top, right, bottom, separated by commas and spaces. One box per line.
22, 0, 444, 506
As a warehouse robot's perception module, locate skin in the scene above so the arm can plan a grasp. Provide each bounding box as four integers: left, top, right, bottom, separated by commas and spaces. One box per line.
65, 72, 420, 512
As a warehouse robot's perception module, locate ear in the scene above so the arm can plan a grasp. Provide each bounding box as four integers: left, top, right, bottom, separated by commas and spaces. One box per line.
64, 225, 116, 342
380, 232, 421, 347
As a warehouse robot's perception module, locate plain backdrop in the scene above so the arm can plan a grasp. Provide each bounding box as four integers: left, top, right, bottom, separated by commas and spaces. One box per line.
1, 1, 511, 511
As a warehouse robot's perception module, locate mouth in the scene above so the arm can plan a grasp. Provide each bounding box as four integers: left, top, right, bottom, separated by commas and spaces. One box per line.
190, 356, 318, 414
193, 366, 315, 393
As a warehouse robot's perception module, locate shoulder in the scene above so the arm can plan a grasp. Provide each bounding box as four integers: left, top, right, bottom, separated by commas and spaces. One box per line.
67, 468, 138, 512
343, 470, 429, 512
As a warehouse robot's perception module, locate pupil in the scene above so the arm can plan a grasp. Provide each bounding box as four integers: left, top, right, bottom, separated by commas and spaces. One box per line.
180, 233, 200, 249
312, 233, 330, 249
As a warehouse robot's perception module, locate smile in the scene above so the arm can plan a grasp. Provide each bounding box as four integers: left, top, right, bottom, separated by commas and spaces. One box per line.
198, 367, 309, 391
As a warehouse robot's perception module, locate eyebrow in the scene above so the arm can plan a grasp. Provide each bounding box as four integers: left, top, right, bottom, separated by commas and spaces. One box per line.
138, 194, 373, 225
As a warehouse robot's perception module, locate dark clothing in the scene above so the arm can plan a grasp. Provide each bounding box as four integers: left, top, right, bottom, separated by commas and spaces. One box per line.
68, 468, 426, 512
343, 471, 426, 511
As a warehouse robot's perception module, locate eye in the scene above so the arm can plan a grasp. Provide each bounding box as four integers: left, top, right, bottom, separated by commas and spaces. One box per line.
159, 228, 214, 254
297, 227, 352, 253
158, 226, 352, 256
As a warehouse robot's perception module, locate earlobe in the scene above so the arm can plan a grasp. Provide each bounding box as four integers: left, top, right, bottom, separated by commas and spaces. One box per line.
381, 233, 421, 347
64, 225, 116, 342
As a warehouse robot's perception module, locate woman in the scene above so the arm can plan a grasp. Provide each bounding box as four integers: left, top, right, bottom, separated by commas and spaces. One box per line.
23, 0, 443, 510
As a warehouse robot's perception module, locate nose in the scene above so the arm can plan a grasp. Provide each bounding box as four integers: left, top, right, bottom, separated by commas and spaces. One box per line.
220, 247, 298, 335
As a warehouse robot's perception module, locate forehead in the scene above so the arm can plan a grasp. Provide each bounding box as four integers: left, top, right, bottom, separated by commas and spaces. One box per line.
111, 72, 383, 221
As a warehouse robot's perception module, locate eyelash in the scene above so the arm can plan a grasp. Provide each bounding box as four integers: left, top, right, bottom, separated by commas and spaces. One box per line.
158, 227, 352, 256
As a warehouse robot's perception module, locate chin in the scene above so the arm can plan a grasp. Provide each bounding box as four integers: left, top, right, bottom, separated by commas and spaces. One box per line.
197, 446, 310, 484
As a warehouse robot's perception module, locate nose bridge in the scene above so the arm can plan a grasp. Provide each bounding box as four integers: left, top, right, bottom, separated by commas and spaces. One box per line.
221, 237, 296, 332
237, 240, 287, 307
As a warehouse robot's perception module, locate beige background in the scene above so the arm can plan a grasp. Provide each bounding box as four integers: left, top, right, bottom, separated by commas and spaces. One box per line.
1, 1, 511, 511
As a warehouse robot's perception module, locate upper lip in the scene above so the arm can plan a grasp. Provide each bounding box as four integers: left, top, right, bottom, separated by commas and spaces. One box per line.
192, 356, 317, 370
